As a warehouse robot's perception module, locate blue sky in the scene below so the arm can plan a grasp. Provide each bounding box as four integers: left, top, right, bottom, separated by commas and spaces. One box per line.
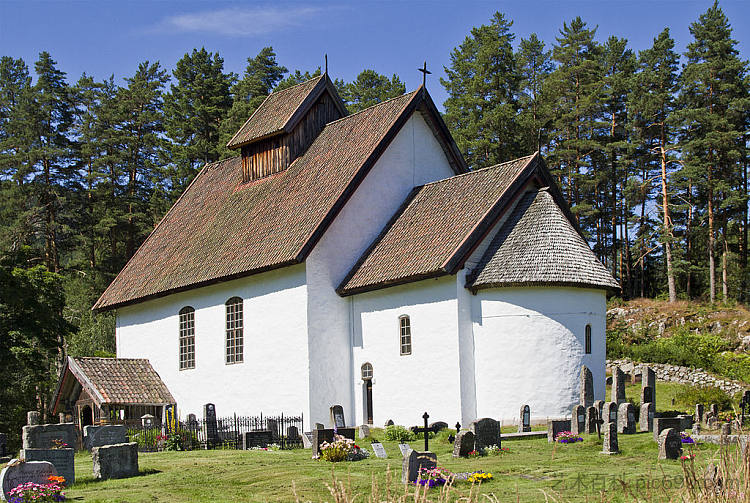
1, 1, 748, 110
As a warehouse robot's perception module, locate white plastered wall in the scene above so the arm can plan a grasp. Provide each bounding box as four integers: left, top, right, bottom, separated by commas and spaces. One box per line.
350, 277, 461, 427
116, 264, 308, 419
306, 112, 456, 427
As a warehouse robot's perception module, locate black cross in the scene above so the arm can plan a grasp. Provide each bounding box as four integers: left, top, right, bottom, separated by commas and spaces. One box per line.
418, 61, 431, 87
413, 412, 431, 451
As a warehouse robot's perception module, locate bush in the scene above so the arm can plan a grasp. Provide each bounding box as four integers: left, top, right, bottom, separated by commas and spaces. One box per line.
674, 384, 733, 412
383, 425, 416, 442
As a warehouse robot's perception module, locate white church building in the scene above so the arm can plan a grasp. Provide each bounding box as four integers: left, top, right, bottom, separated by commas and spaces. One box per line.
94, 74, 619, 429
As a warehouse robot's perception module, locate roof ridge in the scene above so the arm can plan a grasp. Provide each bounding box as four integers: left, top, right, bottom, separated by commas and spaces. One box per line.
417, 153, 537, 188
323, 90, 418, 127
271, 74, 324, 95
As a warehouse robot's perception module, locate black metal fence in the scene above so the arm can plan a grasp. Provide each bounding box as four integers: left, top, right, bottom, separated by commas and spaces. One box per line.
127, 413, 304, 452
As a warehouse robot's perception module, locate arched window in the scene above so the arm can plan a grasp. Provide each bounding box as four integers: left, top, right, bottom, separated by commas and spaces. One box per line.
179, 307, 195, 370
399, 315, 412, 356
225, 297, 244, 364
361, 362, 373, 380
585, 324, 592, 354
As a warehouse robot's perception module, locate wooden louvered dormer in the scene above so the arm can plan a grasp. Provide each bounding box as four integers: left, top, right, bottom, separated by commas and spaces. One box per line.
226, 75, 347, 183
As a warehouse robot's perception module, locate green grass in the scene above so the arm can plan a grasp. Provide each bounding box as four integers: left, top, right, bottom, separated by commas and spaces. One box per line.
606, 380, 686, 412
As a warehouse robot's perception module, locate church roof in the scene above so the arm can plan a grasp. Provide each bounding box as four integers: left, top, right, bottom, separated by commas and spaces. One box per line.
467, 188, 620, 291
338, 154, 538, 296
226, 75, 347, 149
94, 86, 464, 311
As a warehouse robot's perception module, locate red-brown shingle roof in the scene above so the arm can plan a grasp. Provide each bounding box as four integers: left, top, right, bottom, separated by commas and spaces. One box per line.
338, 154, 538, 295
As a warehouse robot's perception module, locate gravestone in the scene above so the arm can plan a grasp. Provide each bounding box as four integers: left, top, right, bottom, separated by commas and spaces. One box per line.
83, 425, 127, 450
429, 421, 448, 432
398, 443, 411, 457
519, 405, 531, 433
27, 411, 40, 426
602, 422, 619, 454
640, 403, 655, 432
92, 442, 139, 480
658, 428, 682, 460
692, 422, 701, 436
653, 417, 683, 442
1, 460, 57, 500
286, 426, 300, 442
580, 365, 594, 407
141, 414, 155, 428
311, 428, 355, 458
302, 432, 313, 449
571, 405, 586, 435
585, 406, 598, 434
709, 403, 719, 417
22, 423, 76, 450
314, 423, 324, 430
594, 400, 605, 419
470, 417, 501, 449
58, 413, 66, 424
603, 401, 618, 425
612, 367, 626, 404
641, 366, 656, 404
706, 415, 717, 430
186, 413, 197, 425
266, 419, 279, 442
721, 422, 732, 436
203, 403, 218, 448
358, 425, 371, 438
678, 415, 694, 431
21, 448, 74, 485
385, 419, 394, 427
371, 442, 387, 458
547, 419, 571, 443
402, 449, 437, 484
329, 405, 345, 428
0, 433, 5, 457
244, 431, 273, 449
617, 402, 635, 434
695, 404, 704, 425
452, 431, 475, 458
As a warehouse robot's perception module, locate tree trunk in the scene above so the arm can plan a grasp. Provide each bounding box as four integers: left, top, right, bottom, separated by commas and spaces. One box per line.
708, 161, 716, 303
660, 145, 676, 302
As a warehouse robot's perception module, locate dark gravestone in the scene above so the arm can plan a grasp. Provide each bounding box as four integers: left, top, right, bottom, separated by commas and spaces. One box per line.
244, 431, 273, 449
617, 402, 636, 434
92, 442, 139, 480
470, 417, 501, 449
594, 400, 605, 420
83, 425, 127, 450
580, 366, 594, 407
22, 423, 76, 450
695, 404, 704, 425
314, 423, 324, 430
709, 403, 719, 417
286, 426, 300, 441
385, 419, 394, 427
371, 442, 387, 458
266, 419, 279, 442
0, 433, 5, 457
571, 405, 586, 435
311, 428, 355, 458
640, 403, 655, 432
613, 367, 626, 404
721, 422, 732, 436
653, 417, 683, 442
602, 422, 619, 454
585, 406, 598, 434
452, 430, 475, 458
678, 415, 694, 431
330, 405, 345, 428
402, 449, 437, 484
519, 405, 531, 433
429, 421, 448, 432
641, 366, 656, 404
1, 460, 57, 500
603, 401, 618, 425
547, 419, 571, 443
658, 428, 682, 460
21, 448, 74, 485
203, 403, 218, 448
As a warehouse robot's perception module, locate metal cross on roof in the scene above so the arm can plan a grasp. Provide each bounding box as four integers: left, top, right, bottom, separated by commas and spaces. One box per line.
413, 411, 432, 451
418, 61, 431, 87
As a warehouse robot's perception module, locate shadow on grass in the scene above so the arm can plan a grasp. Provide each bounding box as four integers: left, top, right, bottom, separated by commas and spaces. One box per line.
72, 468, 162, 487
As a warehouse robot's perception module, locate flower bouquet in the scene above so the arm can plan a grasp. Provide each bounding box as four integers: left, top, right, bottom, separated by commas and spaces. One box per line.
8, 476, 65, 503
484, 445, 510, 456
319, 434, 368, 462
467, 471, 493, 484
415, 467, 450, 488
555, 431, 583, 444
680, 432, 695, 444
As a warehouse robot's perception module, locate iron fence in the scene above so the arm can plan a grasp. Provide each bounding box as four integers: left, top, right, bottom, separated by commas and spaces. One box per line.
127, 413, 304, 452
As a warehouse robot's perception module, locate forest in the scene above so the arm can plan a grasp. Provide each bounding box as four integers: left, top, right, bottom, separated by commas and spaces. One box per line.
0, 3, 747, 431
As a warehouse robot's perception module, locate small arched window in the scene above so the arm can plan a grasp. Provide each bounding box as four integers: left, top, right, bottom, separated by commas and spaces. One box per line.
179, 307, 195, 370
399, 315, 412, 356
585, 324, 592, 354
225, 297, 244, 364
361, 362, 373, 380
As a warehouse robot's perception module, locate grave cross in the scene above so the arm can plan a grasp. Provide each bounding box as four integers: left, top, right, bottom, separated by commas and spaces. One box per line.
413, 412, 432, 451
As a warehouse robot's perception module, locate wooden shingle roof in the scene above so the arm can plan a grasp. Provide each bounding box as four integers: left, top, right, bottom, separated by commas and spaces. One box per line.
467, 189, 620, 291
338, 154, 538, 296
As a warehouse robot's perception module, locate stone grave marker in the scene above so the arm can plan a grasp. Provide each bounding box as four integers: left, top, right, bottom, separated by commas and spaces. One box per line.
385, 419, 394, 427
603, 402, 618, 425
617, 403, 635, 434
658, 428, 682, 460
707, 415, 717, 430
640, 403, 655, 432
398, 443, 411, 457
27, 411, 40, 426
602, 422, 619, 454
186, 413, 197, 425
519, 405, 531, 433
21, 448, 74, 485
429, 421, 448, 432
678, 415, 694, 431
203, 403, 218, 448
92, 442, 139, 480
692, 422, 701, 436
244, 431, 273, 449
22, 423, 76, 450
709, 403, 718, 416
83, 425, 127, 450
371, 442, 387, 458
286, 426, 300, 442
695, 404, 704, 425
653, 417, 682, 442
594, 400, 605, 419
311, 428, 355, 458
302, 432, 313, 449
547, 419, 571, 443
0, 433, 5, 457
266, 419, 279, 442
580, 365, 594, 407
1, 460, 57, 500
314, 423, 324, 430
571, 405, 586, 435
452, 431, 475, 458
641, 366, 655, 404
359, 425, 371, 438
330, 405, 346, 428
585, 406, 598, 434
721, 423, 732, 436
402, 449, 437, 484
58, 413, 66, 424
470, 417, 501, 449
613, 367, 626, 404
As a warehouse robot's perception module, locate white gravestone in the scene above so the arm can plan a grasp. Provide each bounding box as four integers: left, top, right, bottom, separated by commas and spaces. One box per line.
371, 442, 387, 458
398, 443, 411, 457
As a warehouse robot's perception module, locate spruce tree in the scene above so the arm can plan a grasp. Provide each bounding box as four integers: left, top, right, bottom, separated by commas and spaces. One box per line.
341, 70, 405, 113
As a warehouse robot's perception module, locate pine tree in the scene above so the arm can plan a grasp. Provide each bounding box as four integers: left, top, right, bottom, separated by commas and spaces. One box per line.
516, 34, 554, 155
276, 68, 322, 91
341, 70, 405, 113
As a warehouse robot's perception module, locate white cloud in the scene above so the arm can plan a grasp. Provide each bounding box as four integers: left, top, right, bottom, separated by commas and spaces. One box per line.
161, 6, 321, 37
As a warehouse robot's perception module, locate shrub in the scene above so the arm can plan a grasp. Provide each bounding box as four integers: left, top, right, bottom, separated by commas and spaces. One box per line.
383, 425, 416, 442
674, 384, 733, 412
